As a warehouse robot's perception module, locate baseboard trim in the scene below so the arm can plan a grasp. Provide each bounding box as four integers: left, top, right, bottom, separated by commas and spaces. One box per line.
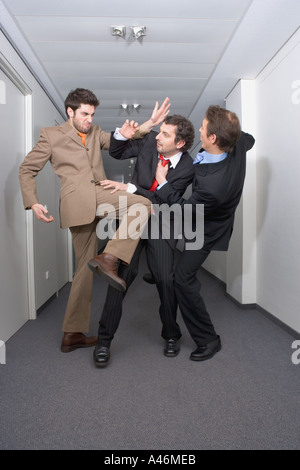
201, 267, 299, 338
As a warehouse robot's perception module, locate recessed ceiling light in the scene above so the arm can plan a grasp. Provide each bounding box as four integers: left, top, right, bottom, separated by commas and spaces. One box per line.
111, 26, 126, 37
130, 26, 146, 39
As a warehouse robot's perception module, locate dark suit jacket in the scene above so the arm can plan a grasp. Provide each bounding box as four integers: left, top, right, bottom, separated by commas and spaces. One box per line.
109, 131, 194, 204
109, 131, 195, 249
155, 131, 255, 251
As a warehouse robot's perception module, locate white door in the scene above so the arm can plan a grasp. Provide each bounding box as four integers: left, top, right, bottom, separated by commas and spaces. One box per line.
0, 68, 29, 342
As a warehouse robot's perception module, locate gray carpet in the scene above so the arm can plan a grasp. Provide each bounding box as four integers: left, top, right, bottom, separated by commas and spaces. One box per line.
1, 252, 299, 450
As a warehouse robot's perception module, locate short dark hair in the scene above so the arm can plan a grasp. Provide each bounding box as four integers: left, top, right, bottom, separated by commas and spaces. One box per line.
164, 115, 195, 152
64, 88, 100, 116
205, 105, 241, 152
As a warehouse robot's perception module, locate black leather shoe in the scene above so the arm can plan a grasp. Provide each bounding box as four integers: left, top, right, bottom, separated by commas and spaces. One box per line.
164, 338, 180, 357
143, 272, 155, 284
190, 336, 221, 362
93, 344, 110, 368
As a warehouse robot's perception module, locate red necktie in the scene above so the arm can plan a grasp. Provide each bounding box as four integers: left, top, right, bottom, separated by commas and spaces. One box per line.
149, 154, 169, 191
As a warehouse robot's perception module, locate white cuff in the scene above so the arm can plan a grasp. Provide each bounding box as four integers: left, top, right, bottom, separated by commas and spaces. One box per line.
157, 181, 168, 190
114, 128, 128, 141
127, 183, 137, 193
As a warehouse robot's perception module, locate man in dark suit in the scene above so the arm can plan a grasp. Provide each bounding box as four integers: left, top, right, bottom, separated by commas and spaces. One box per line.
155, 105, 255, 362
90, 115, 195, 366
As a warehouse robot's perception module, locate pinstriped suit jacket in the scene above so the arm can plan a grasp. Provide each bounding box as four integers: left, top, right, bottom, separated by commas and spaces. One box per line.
110, 131, 194, 204
109, 131, 195, 248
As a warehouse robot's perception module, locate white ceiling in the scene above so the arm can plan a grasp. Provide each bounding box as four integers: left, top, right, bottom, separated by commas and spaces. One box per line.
1, 0, 300, 150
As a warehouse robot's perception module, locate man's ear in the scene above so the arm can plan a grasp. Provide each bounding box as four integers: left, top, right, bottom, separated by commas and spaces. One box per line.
176, 140, 186, 150
67, 106, 74, 119
209, 133, 217, 145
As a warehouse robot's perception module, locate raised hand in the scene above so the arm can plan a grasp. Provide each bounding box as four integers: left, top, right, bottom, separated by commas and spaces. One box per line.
119, 119, 140, 139
149, 97, 171, 128
139, 98, 171, 133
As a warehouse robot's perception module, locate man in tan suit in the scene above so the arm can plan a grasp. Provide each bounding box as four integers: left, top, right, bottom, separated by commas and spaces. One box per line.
19, 88, 169, 353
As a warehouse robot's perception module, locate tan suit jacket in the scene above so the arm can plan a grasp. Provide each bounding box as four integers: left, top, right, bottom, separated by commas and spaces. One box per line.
19, 121, 110, 228
19, 121, 151, 332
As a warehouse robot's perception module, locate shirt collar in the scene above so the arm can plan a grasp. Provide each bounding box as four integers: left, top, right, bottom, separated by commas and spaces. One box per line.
193, 150, 228, 165
160, 151, 182, 169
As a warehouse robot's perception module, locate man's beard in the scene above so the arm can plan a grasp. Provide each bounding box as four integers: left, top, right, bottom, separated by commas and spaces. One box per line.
72, 118, 91, 134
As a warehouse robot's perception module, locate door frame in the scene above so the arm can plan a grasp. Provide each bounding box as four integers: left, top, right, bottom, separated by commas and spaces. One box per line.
0, 52, 36, 320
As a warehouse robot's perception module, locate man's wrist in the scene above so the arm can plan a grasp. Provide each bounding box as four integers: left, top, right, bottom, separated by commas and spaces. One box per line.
127, 183, 137, 193
137, 121, 152, 137
157, 181, 168, 190
114, 128, 128, 141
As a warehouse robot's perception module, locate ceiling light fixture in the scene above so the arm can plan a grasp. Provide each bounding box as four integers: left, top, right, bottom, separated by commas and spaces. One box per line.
120, 103, 142, 112
130, 26, 146, 39
111, 25, 126, 37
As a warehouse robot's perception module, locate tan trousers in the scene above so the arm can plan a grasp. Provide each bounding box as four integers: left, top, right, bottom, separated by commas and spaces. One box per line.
62, 187, 151, 333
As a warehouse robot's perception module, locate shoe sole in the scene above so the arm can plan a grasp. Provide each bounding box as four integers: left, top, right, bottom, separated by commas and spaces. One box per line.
88, 260, 126, 292
93, 352, 110, 368
190, 343, 222, 362
164, 348, 180, 357
94, 360, 109, 368
164, 351, 180, 357
61, 343, 97, 353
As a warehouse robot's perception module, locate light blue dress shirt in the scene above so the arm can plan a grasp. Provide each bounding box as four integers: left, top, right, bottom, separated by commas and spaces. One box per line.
193, 150, 228, 165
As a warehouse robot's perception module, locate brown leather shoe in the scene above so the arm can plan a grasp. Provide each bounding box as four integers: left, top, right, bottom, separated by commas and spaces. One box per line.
61, 332, 98, 353
88, 253, 126, 292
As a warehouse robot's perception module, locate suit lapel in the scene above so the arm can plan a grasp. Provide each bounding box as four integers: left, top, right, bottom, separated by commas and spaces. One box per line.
59, 122, 95, 164
60, 122, 83, 146
151, 148, 159, 177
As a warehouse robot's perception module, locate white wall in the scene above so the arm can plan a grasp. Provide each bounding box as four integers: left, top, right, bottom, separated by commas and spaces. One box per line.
0, 66, 28, 342
226, 80, 257, 305
0, 30, 69, 340
255, 28, 300, 332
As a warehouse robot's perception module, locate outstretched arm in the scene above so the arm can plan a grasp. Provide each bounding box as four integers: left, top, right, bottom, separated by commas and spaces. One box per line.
118, 97, 171, 139
119, 119, 140, 139
141, 97, 171, 132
